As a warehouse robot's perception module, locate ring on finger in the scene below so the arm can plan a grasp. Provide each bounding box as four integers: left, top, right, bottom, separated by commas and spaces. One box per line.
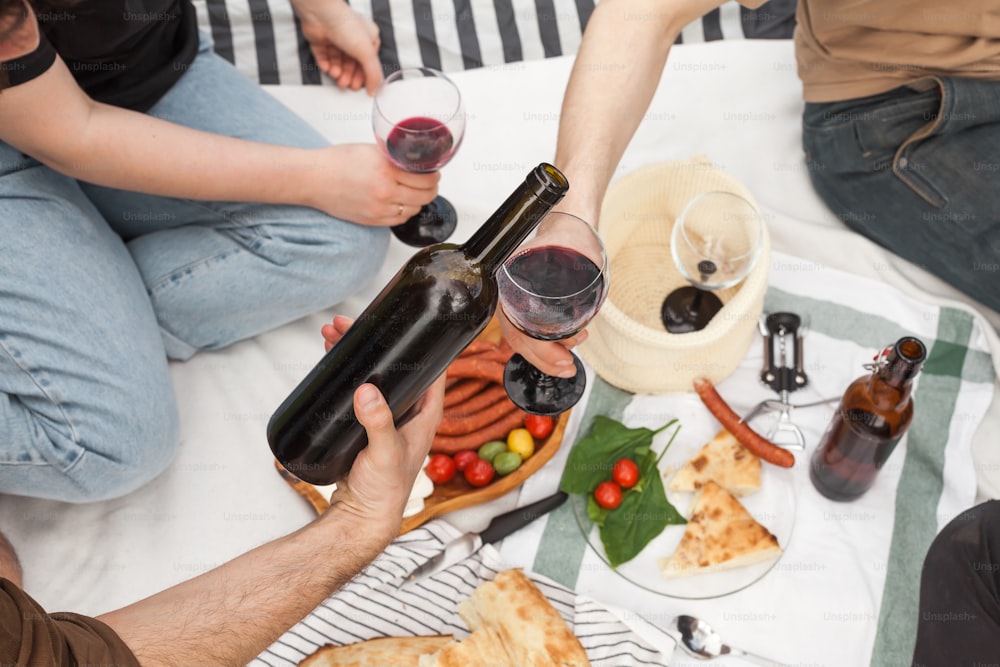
397, 204, 404, 217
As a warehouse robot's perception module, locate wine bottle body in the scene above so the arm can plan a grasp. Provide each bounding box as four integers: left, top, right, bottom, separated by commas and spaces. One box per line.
268, 246, 496, 485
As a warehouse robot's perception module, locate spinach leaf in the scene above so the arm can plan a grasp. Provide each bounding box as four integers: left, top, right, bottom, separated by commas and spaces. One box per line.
560, 416, 676, 494
586, 494, 610, 527
600, 446, 687, 568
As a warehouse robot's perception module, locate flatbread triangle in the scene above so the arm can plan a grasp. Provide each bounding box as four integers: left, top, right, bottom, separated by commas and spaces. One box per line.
659, 480, 782, 579
669, 428, 762, 496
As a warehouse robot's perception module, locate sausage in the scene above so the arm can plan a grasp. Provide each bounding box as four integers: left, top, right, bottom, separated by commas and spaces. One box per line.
444, 383, 508, 416
692, 377, 795, 468
437, 395, 519, 436
443, 379, 489, 408
459, 339, 500, 357
444, 357, 506, 385
431, 409, 527, 454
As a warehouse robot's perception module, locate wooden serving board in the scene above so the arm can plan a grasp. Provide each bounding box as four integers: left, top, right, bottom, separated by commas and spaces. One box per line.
275, 409, 569, 533
274, 318, 571, 534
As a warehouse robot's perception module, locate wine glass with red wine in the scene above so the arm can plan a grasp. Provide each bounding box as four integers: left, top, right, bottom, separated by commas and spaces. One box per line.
661, 190, 763, 333
373, 67, 465, 247
498, 212, 609, 416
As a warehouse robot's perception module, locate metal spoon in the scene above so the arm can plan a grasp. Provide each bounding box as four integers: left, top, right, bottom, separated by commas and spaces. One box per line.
673, 615, 787, 666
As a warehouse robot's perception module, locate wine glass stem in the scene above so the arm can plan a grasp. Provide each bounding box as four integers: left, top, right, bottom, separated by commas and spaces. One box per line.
690, 286, 706, 312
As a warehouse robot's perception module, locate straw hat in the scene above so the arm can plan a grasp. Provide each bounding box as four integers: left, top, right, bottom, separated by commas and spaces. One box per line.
578, 156, 770, 394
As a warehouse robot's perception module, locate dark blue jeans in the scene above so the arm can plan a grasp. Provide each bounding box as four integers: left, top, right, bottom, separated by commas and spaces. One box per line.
802, 77, 1000, 314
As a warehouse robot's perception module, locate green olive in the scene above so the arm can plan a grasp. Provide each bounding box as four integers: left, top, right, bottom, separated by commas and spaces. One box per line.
477, 440, 508, 464
492, 451, 523, 476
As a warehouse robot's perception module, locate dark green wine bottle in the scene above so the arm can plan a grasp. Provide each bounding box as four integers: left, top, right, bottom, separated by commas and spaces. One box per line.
268, 164, 569, 485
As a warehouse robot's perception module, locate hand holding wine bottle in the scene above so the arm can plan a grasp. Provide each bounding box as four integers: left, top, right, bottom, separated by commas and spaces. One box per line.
268, 164, 569, 485
320, 315, 446, 535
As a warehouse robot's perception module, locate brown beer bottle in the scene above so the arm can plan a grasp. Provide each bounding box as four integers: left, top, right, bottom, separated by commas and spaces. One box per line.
809, 336, 927, 501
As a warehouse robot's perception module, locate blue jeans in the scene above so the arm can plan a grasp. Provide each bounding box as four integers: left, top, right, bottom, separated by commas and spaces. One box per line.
0, 36, 389, 502
802, 77, 1000, 313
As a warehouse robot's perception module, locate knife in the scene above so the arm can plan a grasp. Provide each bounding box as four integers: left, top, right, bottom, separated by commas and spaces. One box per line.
410, 490, 568, 582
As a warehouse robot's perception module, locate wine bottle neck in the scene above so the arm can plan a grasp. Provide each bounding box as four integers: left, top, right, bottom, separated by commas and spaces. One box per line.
463, 164, 569, 275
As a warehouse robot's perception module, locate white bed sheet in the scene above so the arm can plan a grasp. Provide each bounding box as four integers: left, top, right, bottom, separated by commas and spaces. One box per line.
2, 40, 998, 626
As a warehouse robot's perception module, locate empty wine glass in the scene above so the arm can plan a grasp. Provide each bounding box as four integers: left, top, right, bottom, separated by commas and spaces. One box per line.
499, 212, 609, 415
373, 67, 465, 247
660, 190, 763, 333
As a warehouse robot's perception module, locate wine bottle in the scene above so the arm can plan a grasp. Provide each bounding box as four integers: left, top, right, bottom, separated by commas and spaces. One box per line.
268, 163, 569, 485
809, 336, 926, 501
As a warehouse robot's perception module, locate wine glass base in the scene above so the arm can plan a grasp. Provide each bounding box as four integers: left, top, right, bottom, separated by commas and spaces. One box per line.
503, 353, 586, 416
391, 196, 458, 247
661, 286, 724, 333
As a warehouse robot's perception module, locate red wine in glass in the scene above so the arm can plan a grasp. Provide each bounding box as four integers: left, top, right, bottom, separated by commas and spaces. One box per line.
499, 213, 609, 416
374, 68, 465, 248
386, 116, 456, 173
500, 246, 606, 340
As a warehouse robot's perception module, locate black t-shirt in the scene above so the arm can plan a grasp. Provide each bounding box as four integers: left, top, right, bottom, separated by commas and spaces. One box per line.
4, 0, 199, 111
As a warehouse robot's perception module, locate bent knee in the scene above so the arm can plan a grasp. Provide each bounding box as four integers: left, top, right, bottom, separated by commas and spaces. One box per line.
61, 397, 181, 503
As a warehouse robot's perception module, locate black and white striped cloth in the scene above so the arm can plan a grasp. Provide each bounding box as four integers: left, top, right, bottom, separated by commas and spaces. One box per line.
249, 519, 673, 666
192, 0, 796, 85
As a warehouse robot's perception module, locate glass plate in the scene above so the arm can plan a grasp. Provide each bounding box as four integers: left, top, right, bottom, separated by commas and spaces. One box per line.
570, 442, 797, 599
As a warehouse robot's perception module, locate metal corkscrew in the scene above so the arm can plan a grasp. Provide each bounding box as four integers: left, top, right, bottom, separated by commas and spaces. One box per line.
741, 312, 835, 450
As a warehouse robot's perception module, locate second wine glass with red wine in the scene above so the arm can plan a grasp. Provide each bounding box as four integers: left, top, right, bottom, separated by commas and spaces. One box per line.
499, 212, 609, 416
373, 67, 465, 247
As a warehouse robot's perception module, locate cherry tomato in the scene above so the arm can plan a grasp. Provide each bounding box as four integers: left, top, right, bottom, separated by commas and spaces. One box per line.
453, 449, 479, 472
611, 458, 640, 489
464, 458, 495, 487
593, 481, 623, 510
524, 414, 555, 440
424, 454, 457, 484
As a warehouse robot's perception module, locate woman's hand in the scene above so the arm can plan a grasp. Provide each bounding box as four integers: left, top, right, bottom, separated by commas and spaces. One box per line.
497, 306, 588, 379
321, 316, 445, 539
309, 144, 439, 227
291, 0, 383, 93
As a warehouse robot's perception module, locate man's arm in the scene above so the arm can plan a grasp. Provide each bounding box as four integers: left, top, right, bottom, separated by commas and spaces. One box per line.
98, 317, 446, 666
0, 57, 437, 227
500, 0, 728, 372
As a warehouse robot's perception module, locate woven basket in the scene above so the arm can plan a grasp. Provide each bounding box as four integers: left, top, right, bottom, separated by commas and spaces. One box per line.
579, 157, 770, 394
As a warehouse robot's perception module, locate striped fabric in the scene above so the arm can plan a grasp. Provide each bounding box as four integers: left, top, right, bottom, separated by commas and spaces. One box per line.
191, 0, 796, 85
249, 519, 675, 666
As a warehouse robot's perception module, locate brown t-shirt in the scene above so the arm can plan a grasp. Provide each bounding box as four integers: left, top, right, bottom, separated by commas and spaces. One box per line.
0, 579, 140, 667
795, 0, 1000, 101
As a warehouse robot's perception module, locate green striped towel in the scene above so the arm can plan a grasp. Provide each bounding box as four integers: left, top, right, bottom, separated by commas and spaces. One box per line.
498, 251, 995, 667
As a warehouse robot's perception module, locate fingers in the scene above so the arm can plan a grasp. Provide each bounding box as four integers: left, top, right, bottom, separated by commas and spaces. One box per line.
354, 384, 396, 446
321, 315, 354, 351
498, 308, 589, 378
394, 169, 441, 192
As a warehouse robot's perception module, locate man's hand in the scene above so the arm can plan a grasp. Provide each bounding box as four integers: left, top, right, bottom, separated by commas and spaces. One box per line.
322, 316, 445, 540
291, 0, 383, 93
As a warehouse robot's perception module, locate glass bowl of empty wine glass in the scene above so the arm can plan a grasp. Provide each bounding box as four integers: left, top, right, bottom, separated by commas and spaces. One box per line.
660, 190, 763, 333
373, 67, 465, 247
498, 212, 609, 416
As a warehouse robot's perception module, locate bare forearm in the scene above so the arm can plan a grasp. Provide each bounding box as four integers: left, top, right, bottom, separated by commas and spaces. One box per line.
97, 507, 392, 667
50, 102, 323, 209
555, 0, 726, 218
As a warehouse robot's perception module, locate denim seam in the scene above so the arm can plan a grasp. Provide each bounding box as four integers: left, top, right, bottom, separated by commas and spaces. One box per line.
892, 77, 948, 209
0, 337, 83, 465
